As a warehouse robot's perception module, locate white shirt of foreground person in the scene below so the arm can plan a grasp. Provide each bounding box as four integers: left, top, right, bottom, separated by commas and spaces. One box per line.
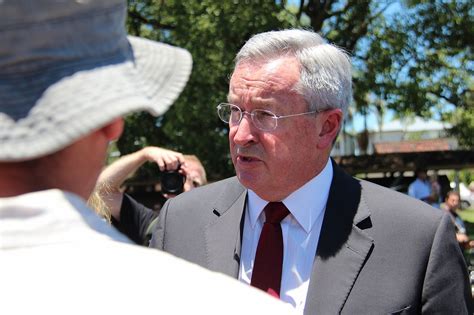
0, 190, 293, 315
240, 159, 332, 312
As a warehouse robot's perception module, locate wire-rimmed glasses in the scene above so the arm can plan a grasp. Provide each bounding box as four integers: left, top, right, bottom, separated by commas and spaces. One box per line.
217, 103, 318, 131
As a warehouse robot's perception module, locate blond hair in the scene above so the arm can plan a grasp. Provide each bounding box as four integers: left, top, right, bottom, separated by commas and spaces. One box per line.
184, 154, 207, 184
87, 182, 112, 223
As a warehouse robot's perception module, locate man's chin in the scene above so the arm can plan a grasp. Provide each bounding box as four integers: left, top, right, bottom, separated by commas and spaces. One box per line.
236, 171, 260, 191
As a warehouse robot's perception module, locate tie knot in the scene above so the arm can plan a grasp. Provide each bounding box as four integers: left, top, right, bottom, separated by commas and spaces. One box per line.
263, 202, 290, 224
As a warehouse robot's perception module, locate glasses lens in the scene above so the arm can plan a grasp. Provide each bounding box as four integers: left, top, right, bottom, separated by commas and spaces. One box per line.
253, 109, 277, 130
218, 104, 242, 126
229, 105, 242, 125
217, 104, 231, 122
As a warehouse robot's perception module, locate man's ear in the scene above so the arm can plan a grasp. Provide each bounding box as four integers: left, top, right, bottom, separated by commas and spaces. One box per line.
101, 118, 124, 141
316, 109, 342, 150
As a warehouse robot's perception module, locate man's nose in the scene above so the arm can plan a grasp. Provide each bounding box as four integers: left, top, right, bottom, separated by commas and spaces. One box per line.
232, 114, 258, 146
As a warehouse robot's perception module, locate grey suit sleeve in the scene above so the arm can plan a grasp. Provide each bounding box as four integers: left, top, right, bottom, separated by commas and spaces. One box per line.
422, 213, 473, 313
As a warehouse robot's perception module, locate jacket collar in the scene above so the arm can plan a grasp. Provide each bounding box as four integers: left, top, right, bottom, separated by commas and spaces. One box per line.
304, 160, 374, 314
205, 177, 246, 277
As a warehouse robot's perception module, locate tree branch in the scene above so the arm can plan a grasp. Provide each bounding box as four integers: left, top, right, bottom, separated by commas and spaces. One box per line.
128, 10, 175, 30
372, 1, 396, 20
278, 0, 287, 10
428, 91, 458, 106
296, 0, 304, 21
327, 0, 354, 18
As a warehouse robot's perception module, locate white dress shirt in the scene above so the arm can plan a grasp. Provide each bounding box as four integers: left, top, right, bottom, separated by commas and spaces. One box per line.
239, 159, 333, 313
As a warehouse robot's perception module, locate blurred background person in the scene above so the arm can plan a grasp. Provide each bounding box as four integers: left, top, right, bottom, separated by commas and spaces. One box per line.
92, 146, 207, 244
442, 190, 474, 250
181, 154, 207, 194
408, 167, 440, 207
429, 173, 442, 208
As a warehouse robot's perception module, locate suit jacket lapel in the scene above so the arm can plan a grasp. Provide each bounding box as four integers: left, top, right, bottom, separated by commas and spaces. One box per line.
304, 161, 374, 314
205, 178, 246, 278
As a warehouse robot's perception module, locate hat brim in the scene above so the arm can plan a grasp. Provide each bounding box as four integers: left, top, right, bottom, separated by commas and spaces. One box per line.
0, 36, 192, 161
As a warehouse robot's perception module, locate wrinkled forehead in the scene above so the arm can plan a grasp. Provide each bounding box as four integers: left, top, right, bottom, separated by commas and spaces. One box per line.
228, 57, 301, 103
231, 56, 300, 82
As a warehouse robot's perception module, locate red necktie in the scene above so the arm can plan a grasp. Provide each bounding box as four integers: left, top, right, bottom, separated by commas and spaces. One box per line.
250, 202, 290, 298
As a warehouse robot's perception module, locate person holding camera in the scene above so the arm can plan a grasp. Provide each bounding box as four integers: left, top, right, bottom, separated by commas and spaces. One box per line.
93, 146, 207, 244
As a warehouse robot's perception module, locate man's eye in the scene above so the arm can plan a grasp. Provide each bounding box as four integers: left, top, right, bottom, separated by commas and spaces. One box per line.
255, 110, 275, 118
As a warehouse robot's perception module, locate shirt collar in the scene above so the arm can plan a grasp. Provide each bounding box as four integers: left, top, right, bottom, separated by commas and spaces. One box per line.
0, 189, 130, 249
247, 159, 333, 233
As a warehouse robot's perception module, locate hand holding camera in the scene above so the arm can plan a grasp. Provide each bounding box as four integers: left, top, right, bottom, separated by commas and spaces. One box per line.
140, 146, 187, 195
161, 165, 186, 195
142, 146, 185, 173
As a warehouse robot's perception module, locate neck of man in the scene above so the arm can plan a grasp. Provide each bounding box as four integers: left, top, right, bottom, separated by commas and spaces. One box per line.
254, 155, 330, 202
0, 163, 47, 197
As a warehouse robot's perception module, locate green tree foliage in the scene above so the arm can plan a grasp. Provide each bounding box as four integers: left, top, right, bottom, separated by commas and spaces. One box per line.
448, 104, 474, 148
367, 0, 472, 117
294, 0, 472, 133
120, 0, 290, 180
120, 0, 473, 180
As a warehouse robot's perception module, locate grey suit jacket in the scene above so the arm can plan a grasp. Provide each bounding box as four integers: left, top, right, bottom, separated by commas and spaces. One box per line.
151, 162, 472, 314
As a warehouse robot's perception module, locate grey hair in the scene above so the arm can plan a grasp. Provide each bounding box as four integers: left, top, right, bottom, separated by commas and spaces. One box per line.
235, 29, 352, 118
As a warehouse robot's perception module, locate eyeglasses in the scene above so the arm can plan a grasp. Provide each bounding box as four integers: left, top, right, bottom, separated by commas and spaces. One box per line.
217, 103, 318, 131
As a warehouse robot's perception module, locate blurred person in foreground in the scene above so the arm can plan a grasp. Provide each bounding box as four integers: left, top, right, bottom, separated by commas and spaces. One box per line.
93, 146, 207, 244
0, 1, 292, 314
118, 29, 472, 313
442, 190, 474, 250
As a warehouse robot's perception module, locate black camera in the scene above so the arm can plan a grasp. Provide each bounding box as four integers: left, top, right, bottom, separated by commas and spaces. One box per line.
161, 169, 186, 195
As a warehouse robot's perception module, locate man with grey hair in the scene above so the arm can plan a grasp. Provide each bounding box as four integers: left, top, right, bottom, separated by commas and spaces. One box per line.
0, 1, 293, 314
114, 29, 472, 313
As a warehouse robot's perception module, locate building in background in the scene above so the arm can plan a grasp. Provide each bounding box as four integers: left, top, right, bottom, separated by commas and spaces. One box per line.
332, 117, 457, 157
368, 117, 457, 155
332, 117, 472, 197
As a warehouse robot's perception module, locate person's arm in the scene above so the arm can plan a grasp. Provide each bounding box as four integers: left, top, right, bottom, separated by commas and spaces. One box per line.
112, 193, 158, 245
96, 146, 185, 221
456, 232, 470, 247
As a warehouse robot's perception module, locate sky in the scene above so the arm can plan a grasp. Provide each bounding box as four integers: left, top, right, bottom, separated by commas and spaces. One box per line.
351, 1, 403, 132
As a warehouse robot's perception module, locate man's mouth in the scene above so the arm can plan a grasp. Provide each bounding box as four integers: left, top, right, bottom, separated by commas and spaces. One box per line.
240, 156, 253, 162
237, 155, 260, 162
235, 147, 262, 164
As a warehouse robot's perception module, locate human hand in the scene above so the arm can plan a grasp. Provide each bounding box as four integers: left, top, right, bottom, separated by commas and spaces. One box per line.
140, 146, 186, 172
457, 233, 470, 247
469, 240, 474, 249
